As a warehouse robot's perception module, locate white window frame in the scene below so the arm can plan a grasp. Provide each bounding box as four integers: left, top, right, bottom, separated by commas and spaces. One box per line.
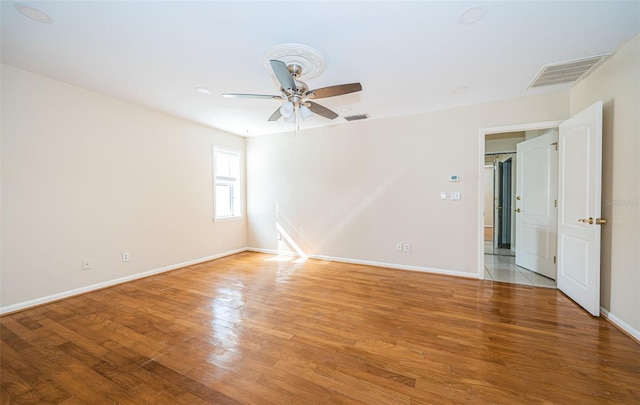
213, 146, 243, 221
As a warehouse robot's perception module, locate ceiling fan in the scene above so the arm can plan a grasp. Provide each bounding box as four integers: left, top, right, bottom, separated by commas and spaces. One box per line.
223, 59, 362, 123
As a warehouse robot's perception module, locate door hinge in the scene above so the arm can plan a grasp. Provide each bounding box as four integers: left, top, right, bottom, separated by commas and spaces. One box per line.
553, 255, 557, 264
551, 142, 558, 151
554, 199, 557, 207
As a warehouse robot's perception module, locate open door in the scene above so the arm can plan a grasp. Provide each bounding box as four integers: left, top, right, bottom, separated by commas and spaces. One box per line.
557, 101, 603, 316
515, 130, 558, 279
494, 155, 514, 250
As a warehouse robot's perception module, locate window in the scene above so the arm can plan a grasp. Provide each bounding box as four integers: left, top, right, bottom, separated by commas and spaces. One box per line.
213, 147, 242, 219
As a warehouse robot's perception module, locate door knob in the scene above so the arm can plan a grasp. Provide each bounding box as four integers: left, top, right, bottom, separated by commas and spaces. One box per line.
596, 218, 607, 225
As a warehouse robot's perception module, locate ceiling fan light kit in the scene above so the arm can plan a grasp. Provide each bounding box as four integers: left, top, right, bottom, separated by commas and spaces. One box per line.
279, 101, 294, 118
223, 43, 363, 126
299, 105, 313, 120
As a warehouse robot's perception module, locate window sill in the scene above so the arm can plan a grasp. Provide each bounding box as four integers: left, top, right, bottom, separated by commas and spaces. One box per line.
214, 215, 244, 223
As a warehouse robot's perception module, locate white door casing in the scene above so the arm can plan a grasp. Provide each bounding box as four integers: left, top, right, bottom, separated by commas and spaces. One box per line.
557, 101, 603, 317
515, 131, 558, 279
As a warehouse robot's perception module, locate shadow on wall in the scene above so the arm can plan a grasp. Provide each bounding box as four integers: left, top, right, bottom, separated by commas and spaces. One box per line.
273, 161, 411, 260
275, 201, 309, 259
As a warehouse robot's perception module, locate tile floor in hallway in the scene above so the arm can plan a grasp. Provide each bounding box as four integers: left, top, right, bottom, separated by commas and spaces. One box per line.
484, 242, 556, 288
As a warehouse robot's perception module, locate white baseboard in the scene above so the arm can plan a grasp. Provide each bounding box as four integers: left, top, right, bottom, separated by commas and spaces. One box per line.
600, 307, 640, 343
0, 248, 248, 315
312, 254, 478, 279
247, 247, 298, 257
247, 247, 478, 279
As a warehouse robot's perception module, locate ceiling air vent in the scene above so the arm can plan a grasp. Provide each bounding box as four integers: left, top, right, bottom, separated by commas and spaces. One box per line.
344, 113, 369, 122
527, 53, 610, 88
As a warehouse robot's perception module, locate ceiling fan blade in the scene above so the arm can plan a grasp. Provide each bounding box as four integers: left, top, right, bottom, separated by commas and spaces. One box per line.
222, 93, 283, 100
270, 60, 297, 92
307, 101, 339, 120
305, 83, 362, 99
267, 107, 282, 122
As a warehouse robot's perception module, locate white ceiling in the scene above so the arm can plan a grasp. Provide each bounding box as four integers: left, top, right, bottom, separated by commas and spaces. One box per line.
2, 1, 639, 137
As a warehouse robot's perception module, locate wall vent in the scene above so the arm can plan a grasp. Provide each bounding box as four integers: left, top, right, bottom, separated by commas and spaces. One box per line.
527, 53, 610, 88
344, 113, 369, 122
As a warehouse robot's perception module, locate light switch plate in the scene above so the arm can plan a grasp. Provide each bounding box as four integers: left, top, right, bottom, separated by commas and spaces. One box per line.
451, 192, 461, 200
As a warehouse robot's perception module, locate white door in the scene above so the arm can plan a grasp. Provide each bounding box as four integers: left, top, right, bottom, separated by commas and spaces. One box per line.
515, 130, 558, 279
557, 101, 603, 316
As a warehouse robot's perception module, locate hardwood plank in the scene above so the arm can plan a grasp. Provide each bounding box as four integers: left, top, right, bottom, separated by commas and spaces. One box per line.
0, 387, 14, 405
0, 343, 70, 404
11, 346, 108, 404
127, 367, 210, 405
141, 360, 241, 404
0, 360, 35, 400
1, 252, 639, 404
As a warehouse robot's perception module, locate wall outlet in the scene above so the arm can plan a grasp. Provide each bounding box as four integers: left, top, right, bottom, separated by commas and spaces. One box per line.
403, 243, 410, 252
396, 242, 403, 251
82, 259, 91, 270
122, 252, 130, 262
276, 232, 282, 241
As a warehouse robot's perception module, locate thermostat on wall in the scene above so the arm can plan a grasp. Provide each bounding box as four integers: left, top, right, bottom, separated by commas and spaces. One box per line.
450, 175, 461, 182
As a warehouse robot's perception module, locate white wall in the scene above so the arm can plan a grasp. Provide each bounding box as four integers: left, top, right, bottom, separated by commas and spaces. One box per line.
570, 35, 640, 335
247, 92, 569, 275
1, 65, 247, 310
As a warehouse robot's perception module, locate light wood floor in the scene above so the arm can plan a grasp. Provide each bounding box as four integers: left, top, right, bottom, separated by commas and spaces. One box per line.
1, 252, 639, 404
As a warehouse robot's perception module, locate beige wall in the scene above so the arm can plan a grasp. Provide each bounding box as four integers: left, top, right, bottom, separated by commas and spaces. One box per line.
1, 65, 247, 309
570, 35, 640, 335
247, 91, 569, 275
485, 132, 524, 154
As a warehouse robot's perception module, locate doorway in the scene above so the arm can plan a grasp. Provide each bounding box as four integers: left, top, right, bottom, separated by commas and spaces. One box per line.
496, 155, 513, 250
484, 153, 516, 256
479, 125, 559, 288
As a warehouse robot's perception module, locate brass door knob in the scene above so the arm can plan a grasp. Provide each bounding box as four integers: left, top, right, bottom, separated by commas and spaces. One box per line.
596, 218, 607, 225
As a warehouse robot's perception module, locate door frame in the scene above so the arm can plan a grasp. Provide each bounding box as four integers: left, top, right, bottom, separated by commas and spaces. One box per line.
477, 121, 563, 280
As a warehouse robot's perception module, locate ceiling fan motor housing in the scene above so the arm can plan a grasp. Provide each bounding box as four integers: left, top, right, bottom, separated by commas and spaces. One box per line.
287, 63, 303, 78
